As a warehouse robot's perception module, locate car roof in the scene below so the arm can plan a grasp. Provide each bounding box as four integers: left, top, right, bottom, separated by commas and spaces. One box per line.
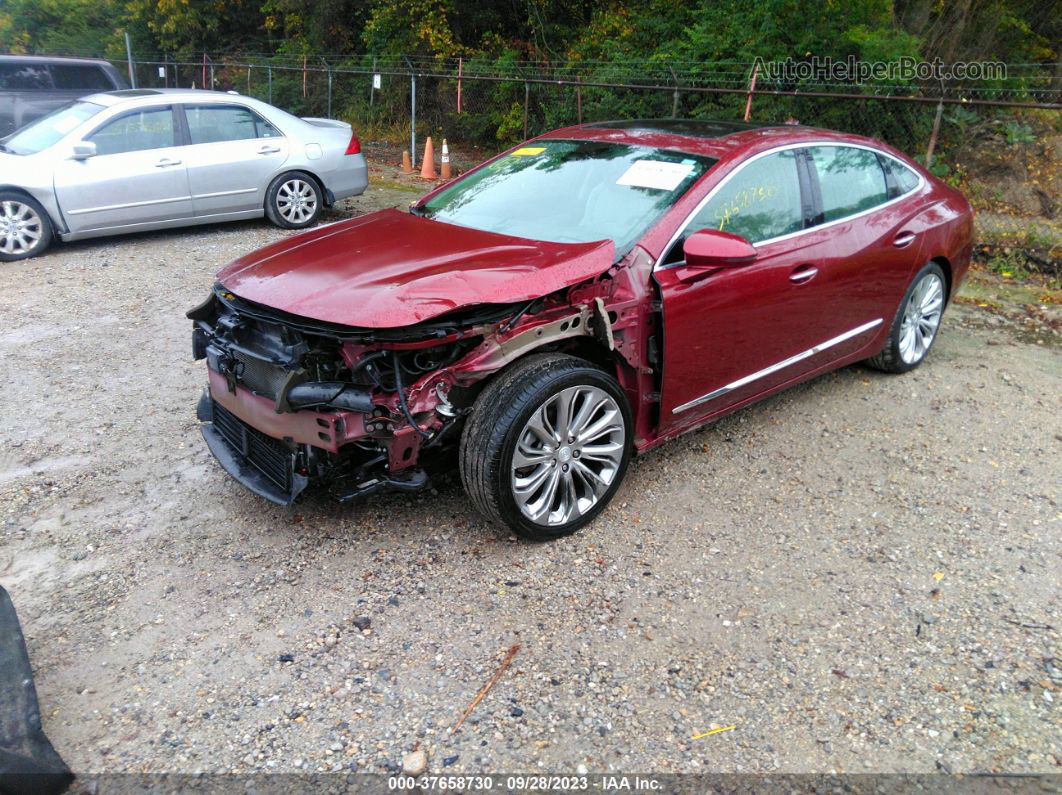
81, 88, 260, 108
0, 54, 116, 67
539, 118, 893, 160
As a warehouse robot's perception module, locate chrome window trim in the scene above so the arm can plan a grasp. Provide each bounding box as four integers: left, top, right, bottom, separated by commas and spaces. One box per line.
671, 318, 884, 414
654, 141, 926, 271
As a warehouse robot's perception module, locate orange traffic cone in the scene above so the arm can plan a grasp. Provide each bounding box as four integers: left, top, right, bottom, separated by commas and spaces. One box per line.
401, 150, 413, 174
420, 137, 437, 180
441, 139, 452, 179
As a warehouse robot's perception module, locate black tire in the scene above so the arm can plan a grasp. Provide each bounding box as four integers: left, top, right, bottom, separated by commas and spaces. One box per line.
0, 191, 53, 261
866, 261, 947, 374
460, 353, 633, 541
264, 172, 323, 229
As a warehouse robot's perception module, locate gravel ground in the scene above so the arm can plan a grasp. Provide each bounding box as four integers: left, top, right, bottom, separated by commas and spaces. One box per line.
0, 181, 1059, 778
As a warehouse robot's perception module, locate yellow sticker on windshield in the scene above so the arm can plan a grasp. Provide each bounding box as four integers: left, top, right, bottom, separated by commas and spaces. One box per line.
511, 147, 546, 156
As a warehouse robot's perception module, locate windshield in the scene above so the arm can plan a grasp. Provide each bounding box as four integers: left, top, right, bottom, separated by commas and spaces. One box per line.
419, 140, 715, 254
2, 101, 105, 154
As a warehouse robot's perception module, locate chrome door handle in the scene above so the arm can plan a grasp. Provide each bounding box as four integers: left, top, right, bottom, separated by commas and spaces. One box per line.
155, 158, 182, 167
257, 146, 281, 154
789, 266, 818, 284
893, 231, 917, 248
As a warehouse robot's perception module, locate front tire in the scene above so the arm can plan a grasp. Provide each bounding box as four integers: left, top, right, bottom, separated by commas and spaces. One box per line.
0, 192, 53, 261
867, 262, 946, 373
460, 353, 632, 541
265, 172, 323, 229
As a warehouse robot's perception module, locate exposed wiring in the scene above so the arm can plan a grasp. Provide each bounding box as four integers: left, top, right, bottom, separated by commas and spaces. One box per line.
392, 350, 430, 439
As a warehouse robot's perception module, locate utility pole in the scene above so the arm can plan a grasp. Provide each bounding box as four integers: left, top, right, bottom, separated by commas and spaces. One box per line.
124, 32, 136, 88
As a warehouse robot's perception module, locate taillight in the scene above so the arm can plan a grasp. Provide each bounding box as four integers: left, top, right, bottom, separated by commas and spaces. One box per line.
345, 132, 361, 155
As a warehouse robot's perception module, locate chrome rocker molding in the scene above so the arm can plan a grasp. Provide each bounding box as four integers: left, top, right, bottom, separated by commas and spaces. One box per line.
672, 318, 884, 414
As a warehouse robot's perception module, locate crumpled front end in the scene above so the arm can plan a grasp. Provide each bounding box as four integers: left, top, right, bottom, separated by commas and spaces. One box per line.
188, 280, 628, 505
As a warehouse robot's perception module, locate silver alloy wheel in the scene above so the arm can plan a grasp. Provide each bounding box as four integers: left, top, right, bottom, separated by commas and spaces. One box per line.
510, 385, 625, 526
276, 178, 318, 224
0, 200, 43, 256
898, 272, 944, 364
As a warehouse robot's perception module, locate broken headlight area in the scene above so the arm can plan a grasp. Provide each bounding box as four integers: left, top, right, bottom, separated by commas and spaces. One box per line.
188, 288, 490, 503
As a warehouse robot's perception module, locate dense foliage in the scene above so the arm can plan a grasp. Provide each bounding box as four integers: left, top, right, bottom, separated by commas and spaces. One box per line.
1, 0, 1057, 150
2, 0, 1056, 70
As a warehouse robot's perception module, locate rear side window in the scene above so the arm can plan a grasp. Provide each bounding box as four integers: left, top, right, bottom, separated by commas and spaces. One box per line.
809, 146, 889, 222
88, 108, 175, 155
50, 64, 114, 91
0, 63, 53, 90
880, 155, 921, 198
184, 105, 281, 144
682, 150, 804, 244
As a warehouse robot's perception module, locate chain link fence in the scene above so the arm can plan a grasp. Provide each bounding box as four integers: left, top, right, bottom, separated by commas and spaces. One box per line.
121, 56, 1059, 160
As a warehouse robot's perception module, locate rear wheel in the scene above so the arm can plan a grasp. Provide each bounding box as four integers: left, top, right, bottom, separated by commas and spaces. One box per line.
265, 172, 323, 229
0, 192, 53, 261
867, 261, 946, 373
460, 354, 632, 541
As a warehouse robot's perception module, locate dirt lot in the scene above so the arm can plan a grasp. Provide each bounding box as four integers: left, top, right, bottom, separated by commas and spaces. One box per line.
1, 179, 1059, 778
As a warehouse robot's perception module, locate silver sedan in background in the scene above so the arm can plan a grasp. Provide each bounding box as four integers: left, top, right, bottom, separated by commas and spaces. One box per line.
0, 89, 368, 260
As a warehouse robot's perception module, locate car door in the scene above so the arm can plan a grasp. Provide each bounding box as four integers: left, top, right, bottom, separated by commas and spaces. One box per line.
53, 105, 193, 234
179, 103, 289, 216
655, 147, 858, 431
801, 145, 928, 333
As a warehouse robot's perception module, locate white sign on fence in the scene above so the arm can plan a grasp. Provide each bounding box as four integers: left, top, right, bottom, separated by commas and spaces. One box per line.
373, 74, 382, 90
158, 66, 166, 78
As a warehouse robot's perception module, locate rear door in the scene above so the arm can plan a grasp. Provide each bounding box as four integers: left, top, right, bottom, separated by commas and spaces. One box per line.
53, 105, 193, 233
801, 144, 927, 334
178, 103, 290, 216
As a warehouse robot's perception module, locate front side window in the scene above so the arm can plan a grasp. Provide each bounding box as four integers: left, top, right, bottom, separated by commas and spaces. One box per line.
419, 140, 715, 255
88, 107, 175, 155
681, 149, 804, 244
184, 105, 281, 144
2, 101, 105, 154
50, 64, 113, 91
809, 146, 889, 222
0, 63, 52, 90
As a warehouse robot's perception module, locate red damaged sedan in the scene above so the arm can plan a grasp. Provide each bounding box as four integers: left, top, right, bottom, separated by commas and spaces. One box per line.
189, 119, 973, 540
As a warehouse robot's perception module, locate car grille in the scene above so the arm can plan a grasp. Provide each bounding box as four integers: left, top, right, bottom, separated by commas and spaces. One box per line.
211, 401, 293, 493
232, 349, 289, 399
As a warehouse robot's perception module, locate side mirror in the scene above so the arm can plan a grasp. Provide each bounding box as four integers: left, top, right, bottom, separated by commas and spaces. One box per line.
71, 141, 97, 160
683, 228, 757, 268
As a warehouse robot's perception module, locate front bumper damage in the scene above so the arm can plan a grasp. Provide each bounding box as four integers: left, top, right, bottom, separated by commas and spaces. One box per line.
189, 269, 641, 506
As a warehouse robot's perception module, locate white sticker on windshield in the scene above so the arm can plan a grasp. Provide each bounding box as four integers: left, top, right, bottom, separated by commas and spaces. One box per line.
616, 160, 694, 191
52, 116, 81, 135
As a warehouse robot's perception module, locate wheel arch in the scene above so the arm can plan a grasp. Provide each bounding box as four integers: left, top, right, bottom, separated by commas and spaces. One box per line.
929, 255, 953, 302
267, 168, 331, 208
456, 335, 633, 419
0, 185, 62, 229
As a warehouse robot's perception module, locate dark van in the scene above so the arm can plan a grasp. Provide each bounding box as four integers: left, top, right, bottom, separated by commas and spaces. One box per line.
0, 55, 128, 136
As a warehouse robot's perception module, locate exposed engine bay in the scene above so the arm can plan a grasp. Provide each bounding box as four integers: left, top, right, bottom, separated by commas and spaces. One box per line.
188, 251, 656, 505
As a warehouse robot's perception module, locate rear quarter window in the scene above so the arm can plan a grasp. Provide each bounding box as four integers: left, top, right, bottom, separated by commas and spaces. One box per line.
880, 156, 922, 198
50, 64, 115, 91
